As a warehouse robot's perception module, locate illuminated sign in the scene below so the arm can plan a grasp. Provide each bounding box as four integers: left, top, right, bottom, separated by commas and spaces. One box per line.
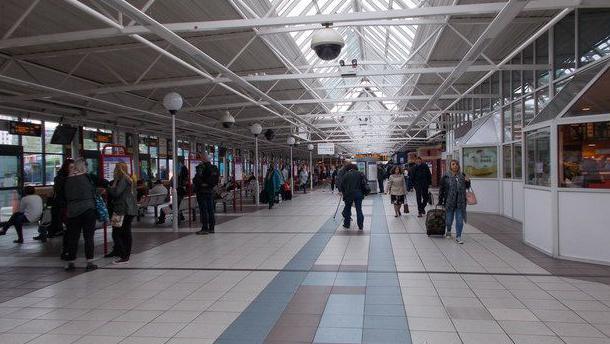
8, 121, 42, 137
93, 132, 113, 143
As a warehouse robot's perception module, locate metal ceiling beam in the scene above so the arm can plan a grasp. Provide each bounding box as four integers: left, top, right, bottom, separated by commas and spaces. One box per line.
404, 0, 530, 133
0, 63, 547, 103
97, 0, 329, 141
0, 0, 587, 49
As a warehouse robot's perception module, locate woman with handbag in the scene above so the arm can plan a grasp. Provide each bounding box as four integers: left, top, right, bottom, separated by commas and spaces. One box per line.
63, 158, 98, 271
386, 166, 408, 217
107, 162, 138, 264
438, 160, 471, 244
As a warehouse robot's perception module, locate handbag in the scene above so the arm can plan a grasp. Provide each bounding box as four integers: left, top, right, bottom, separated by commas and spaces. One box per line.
466, 187, 478, 205
111, 213, 124, 227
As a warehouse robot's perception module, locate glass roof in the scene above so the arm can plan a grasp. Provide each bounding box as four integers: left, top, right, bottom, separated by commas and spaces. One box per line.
270, 0, 423, 152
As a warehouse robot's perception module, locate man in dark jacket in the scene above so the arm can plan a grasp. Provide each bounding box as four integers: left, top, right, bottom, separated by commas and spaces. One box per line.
193, 155, 219, 235
411, 156, 432, 217
377, 164, 385, 193
338, 164, 367, 230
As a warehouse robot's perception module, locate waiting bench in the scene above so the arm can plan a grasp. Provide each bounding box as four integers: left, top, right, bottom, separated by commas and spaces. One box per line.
137, 192, 168, 221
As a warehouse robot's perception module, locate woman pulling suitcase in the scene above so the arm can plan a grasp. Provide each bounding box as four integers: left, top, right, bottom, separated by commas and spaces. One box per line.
438, 159, 471, 244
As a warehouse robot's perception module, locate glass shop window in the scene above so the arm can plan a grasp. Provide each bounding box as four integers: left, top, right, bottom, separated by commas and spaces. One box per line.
559, 121, 610, 188
514, 143, 523, 179
526, 128, 551, 187
503, 144, 512, 179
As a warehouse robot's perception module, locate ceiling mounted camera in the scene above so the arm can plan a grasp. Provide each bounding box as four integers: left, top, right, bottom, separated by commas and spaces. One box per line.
311, 23, 344, 61
264, 129, 275, 141
220, 111, 235, 128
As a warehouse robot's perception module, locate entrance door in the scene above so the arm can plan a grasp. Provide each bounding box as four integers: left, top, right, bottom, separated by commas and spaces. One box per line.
0, 145, 23, 222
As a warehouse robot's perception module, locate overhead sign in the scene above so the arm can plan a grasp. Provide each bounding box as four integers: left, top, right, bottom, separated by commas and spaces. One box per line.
93, 132, 113, 143
317, 143, 335, 155
9, 121, 42, 137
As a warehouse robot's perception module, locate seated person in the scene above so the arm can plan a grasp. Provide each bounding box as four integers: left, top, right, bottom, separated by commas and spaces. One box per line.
0, 186, 43, 244
136, 179, 149, 201
150, 180, 169, 197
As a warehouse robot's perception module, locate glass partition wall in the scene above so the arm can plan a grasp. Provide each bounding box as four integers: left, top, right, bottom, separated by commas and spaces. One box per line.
447, 8, 610, 187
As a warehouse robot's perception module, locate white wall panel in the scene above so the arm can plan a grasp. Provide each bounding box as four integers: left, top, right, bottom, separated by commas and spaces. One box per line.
558, 191, 610, 264
523, 188, 553, 255
512, 181, 524, 222
468, 179, 500, 214
502, 181, 512, 218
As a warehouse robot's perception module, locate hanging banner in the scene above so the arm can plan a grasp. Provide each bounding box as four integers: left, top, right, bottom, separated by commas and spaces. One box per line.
317, 143, 335, 155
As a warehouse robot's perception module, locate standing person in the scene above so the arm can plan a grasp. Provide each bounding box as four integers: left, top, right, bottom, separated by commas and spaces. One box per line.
106, 163, 137, 264
0, 186, 43, 244
330, 166, 337, 193
194, 155, 220, 235
299, 168, 309, 194
263, 168, 276, 209
386, 166, 407, 217
63, 158, 98, 271
412, 156, 432, 218
438, 159, 471, 244
40, 159, 73, 240
338, 164, 368, 230
377, 163, 386, 193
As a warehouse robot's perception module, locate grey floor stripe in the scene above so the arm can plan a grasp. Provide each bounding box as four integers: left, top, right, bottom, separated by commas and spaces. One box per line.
363, 196, 412, 344
214, 215, 338, 344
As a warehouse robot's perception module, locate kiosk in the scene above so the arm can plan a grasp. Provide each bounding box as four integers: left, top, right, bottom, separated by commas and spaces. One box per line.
356, 157, 379, 194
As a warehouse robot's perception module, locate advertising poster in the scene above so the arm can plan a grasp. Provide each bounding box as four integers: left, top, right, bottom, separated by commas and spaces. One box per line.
463, 146, 498, 178
234, 163, 243, 181
102, 156, 132, 181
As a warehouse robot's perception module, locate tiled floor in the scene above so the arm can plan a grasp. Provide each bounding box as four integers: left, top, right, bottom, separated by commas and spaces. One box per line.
1, 190, 610, 344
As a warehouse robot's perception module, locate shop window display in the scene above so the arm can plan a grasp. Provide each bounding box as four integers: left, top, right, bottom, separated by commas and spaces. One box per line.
526, 128, 551, 186
559, 121, 610, 188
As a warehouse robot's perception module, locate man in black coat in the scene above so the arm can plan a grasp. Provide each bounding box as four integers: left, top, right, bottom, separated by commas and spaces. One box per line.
376, 164, 386, 193
411, 156, 432, 217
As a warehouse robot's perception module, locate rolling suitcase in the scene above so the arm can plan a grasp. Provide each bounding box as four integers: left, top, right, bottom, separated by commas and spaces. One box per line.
425, 207, 446, 236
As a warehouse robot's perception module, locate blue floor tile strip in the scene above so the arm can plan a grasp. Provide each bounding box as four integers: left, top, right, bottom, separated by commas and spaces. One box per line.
214, 215, 338, 344
363, 195, 412, 344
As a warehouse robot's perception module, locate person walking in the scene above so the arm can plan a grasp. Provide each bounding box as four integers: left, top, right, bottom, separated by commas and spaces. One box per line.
63, 158, 98, 271
438, 159, 471, 244
411, 156, 432, 217
194, 155, 220, 235
330, 166, 337, 193
39, 159, 73, 241
377, 163, 386, 193
106, 162, 137, 264
299, 168, 309, 194
0, 186, 43, 244
263, 168, 277, 209
338, 164, 368, 230
386, 166, 408, 217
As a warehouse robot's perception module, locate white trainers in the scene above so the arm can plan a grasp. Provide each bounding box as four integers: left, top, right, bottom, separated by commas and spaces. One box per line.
445, 232, 451, 238
456, 237, 464, 244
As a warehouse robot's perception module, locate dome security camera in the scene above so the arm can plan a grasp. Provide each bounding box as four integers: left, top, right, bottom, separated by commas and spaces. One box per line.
311, 24, 344, 61
220, 111, 235, 129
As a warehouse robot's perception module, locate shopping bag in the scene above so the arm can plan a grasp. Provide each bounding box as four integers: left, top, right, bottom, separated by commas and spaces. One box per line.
466, 188, 478, 205
111, 214, 124, 227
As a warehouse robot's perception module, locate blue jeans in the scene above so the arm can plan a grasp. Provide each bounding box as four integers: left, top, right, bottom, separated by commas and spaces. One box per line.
446, 208, 464, 238
197, 193, 215, 231
342, 193, 364, 229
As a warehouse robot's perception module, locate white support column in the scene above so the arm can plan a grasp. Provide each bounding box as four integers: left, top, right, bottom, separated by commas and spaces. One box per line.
290, 146, 294, 195
309, 150, 313, 190
255, 136, 260, 206
171, 111, 178, 231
